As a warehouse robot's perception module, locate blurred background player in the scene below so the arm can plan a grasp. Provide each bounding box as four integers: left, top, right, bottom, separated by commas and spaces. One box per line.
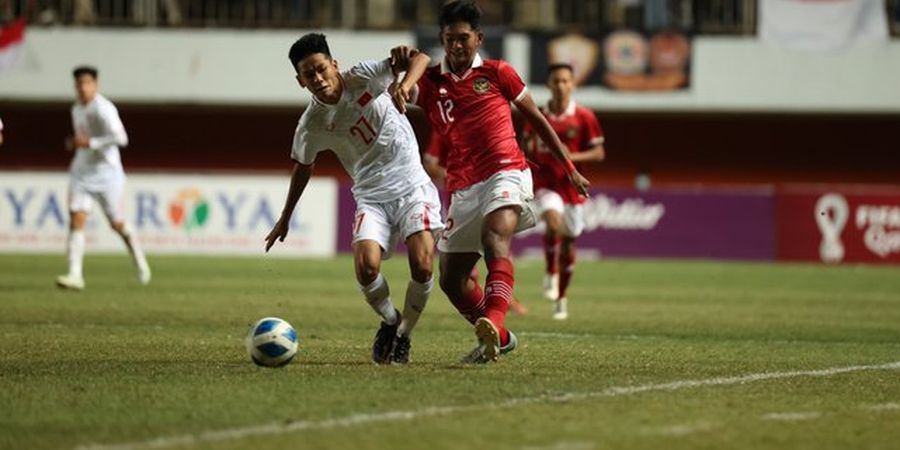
399, 0, 589, 363
265, 33, 442, 365
57, 66, 151, 291
523, 63, 606, 320
423, 131, 529, 316
0, 117, 4, 146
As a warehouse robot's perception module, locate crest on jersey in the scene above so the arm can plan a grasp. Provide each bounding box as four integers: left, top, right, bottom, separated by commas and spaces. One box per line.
567, 126, 578, 139
473, 77, 490, 94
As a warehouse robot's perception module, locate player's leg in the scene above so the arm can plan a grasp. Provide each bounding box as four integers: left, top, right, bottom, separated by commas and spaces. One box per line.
57, 184, 91, 290
474, 169, 537, 361
391, 185, 444, 364
438, 251, 483, 324
536, 189, 565, 301
554, 203, 585, 320
436, 184, 488, 325
101, 180, 151, 285
478, 205, 520, 361
352, 204, 400, 364
555, 238, 576, 320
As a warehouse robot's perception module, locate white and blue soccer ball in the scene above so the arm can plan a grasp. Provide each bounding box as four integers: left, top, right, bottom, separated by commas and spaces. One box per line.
245, 317, 298, 367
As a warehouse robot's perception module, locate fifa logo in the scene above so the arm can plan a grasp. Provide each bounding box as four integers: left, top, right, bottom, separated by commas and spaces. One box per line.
815, 194, 848, 263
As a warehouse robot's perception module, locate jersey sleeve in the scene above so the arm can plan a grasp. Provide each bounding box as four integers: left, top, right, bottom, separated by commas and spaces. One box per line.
350, 59, 394, 95
580, 108, 605, 149
496, 61, 527, 103
290, 120, 327, 165
89, 101, 129, 149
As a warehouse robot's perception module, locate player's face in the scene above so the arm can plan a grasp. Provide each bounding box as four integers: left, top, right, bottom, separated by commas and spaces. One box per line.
296, 53, 341, 103
74, 75, 97, 104
440, 22, 483, 73
548, 68, 574, 102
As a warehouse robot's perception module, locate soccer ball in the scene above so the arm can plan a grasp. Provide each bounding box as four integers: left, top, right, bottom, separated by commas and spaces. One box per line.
245, 317, 298, 367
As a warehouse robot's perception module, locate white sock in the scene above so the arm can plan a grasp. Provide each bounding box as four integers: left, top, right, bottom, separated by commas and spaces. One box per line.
398, 277, 433, 337
67, 229, 85, 278
360, 273, 398, 325
119, 223, 148, 271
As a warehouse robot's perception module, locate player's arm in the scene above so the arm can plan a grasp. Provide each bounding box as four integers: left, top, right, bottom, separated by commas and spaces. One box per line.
423, 153, 446, 185
265, 161, 314, 252
84, 104, 129, 150
515, 93, 590, 196
570, 139, 605, 163
388, 46, 430, 113
571, 113, 605, 163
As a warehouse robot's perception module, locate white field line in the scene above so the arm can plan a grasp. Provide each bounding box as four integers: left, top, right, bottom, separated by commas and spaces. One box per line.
864, 402, 900, 411
761, 411, 823, 422
75, 361, 900, 450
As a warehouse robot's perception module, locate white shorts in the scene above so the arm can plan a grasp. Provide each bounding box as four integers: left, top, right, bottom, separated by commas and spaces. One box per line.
438, 169, 537, 254
536, 188, 585, 238
68, 178, 126, 224
353, 182, 444, 259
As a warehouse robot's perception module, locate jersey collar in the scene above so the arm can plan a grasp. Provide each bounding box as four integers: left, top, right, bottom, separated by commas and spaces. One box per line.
545, 99, 577, 120
441, 53, 484, 82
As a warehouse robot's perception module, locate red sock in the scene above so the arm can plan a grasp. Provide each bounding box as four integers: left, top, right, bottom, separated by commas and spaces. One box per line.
559, 248, 576, 299
544, 234, 560, 275
448, 278, 485, 325
484, 257, 514, 346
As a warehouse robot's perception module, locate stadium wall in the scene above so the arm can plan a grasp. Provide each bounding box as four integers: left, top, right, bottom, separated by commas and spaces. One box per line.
2, 29, 900, 112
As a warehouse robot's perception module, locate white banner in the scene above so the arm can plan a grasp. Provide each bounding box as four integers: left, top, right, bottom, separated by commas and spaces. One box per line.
0, 172, 337, 256
759, 0, 889, 51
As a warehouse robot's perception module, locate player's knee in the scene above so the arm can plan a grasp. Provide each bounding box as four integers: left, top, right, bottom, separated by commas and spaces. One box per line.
355, 256, 381, 286
409, 254, 433, 283
481, 233, 511, 260
69, 213, 87, 230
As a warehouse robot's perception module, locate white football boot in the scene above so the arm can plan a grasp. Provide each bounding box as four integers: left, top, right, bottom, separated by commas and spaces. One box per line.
542, 273, 559, 301
553, 297, 568, 320
55, 274, 85, 291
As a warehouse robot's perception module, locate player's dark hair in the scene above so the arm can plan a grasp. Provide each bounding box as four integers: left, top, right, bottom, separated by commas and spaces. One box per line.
548, 63, 574, 75
439, 0, 482, 31
72, 66, 98, 80
289, 33, 331, 71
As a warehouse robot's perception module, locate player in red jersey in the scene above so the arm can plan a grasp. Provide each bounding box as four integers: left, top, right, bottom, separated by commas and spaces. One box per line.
391, 0, 588, 363
523, 63, 606, 320
423, 132, 529, 317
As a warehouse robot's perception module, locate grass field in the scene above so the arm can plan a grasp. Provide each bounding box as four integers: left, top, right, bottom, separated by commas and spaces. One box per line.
1, 253, 899, 450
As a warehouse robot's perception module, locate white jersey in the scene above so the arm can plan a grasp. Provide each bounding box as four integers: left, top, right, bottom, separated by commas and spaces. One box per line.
69, 93, 128, 190
291, 59, 432, 203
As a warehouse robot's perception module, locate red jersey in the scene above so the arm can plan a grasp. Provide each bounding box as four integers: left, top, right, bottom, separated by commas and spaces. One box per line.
524, 101, 603, 204
425, 130, 449, 167
415, 54, 529, 193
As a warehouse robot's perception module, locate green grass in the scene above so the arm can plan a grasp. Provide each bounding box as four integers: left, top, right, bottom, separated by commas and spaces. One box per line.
0, 254, 899, 450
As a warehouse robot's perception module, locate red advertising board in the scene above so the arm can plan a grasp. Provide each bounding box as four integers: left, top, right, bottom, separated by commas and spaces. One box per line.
777, 185, 900, 264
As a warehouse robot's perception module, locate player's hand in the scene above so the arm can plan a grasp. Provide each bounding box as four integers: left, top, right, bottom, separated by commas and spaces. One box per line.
264, 218, 289, 252
389, 82, 412, 114
73, 135, 91, 149
389, 46, 417, 76
568, 170, 591, 198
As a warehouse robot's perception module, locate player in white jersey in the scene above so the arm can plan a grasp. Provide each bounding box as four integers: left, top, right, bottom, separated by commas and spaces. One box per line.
56, 66, 150, 291
265, 33, 442, 365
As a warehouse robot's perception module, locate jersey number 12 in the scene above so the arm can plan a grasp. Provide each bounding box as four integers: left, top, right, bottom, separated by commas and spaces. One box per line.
437, 99, 455, 124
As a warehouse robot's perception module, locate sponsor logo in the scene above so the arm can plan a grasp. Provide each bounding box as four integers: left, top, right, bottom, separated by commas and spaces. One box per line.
815, 193, 900, 261
582, 195, 665, 230
168, 188, 209, 231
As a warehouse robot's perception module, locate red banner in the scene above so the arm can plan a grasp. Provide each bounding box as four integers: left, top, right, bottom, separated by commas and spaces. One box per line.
777, 186, 900, 264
